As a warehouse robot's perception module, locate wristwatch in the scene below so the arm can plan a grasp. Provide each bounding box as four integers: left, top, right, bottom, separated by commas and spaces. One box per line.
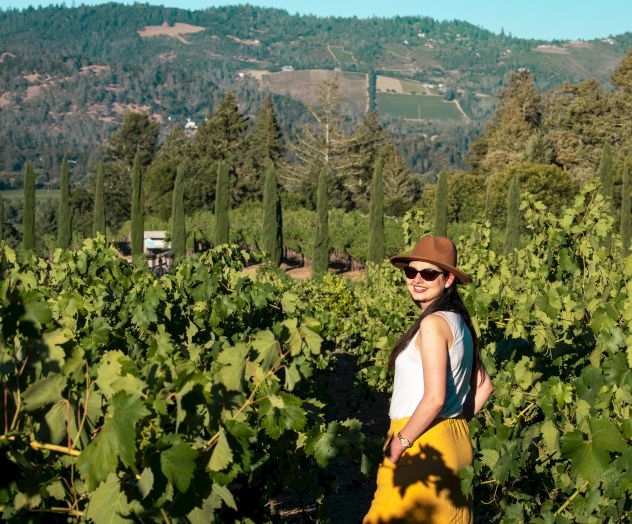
397, 432, 412, 448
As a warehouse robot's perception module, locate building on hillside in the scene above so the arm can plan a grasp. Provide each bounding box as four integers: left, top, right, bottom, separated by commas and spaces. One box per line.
184, 118, 197, 135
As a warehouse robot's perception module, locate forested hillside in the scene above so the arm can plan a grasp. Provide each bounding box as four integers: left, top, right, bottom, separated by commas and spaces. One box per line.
1, 3, 631, 185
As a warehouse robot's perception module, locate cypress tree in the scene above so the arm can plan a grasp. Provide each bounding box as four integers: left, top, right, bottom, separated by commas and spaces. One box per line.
312, 167, 329, 279
621, 158, 631, 257
367, 156, 385, 264
0, 195, 4, 241
597, 142, 614, 206
214, 161, 230, 245
93, 162, 106, 238
23, 161, 35, 253
131, 152, 145, 267
57, 157, 71, 249
261, 161, 283, 265
171, 163, 186, 263
433, 168, 449, 236
504, 175, 521, 255
597, 142, 614, 250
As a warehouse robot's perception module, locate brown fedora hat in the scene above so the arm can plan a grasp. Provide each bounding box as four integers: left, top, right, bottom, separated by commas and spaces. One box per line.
389, 236, 471, 284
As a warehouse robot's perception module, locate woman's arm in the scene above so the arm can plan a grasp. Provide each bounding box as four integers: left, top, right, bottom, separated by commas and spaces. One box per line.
472, 366, 493, 415
386, 314, 450, 464
463, 365, 494, 421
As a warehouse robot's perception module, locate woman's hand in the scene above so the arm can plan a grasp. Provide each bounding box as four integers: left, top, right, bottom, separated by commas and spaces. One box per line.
385, 435, 407, 464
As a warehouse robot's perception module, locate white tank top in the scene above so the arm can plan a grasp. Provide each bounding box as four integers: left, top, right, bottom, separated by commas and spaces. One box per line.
389, 311, 473, 420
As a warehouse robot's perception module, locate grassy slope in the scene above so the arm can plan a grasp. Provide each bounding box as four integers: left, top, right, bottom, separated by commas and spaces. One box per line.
377, 92, 463, 120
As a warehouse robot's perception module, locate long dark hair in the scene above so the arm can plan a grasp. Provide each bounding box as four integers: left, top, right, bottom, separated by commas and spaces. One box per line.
387, 282, 482, 389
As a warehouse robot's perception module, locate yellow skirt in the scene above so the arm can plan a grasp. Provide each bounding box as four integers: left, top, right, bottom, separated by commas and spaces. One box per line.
363, 417, 473, 524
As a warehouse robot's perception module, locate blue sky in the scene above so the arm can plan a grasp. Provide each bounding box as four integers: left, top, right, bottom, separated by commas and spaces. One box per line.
0, 1, 630, 40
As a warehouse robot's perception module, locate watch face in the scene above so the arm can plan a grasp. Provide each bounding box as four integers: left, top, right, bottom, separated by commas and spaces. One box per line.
398, 433, 411, 447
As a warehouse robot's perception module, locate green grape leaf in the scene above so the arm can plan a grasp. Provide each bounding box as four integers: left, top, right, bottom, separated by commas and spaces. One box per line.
561, 430, 611, 482
78, 392, 148, 489
540, 420, 560, 455
86, 473, 133, 524
216, 343, 248, 391
209, 428, 233, 472
137, 467, 154, 499
43, 400, 69, 444
252, 330, 279, 371
211, 483, 237, 510
305, 424, 338, 468
161, 441, 198, 492
480, 448, 500, 469
22, 373, 66, 412
589, 418, 626, 453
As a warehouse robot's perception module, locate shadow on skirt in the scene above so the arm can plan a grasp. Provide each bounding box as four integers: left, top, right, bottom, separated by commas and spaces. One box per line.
363, 417, 473, 524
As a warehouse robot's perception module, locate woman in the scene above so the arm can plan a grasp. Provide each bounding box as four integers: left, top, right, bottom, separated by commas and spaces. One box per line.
363, 236, 493, 524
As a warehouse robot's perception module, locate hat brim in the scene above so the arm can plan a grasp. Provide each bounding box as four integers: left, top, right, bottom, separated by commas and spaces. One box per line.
389, 255, 472, 284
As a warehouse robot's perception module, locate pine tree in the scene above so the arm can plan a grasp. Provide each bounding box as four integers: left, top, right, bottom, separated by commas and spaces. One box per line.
242, 95, 285, 201
131, 152, 144, 267
23, 161, 35, 253
57, 157, 71, 249
379, 143, 416, 216
433, 168, 449, 236
504, 175, 521, 255
367, 156, 385, 264
621, 158, 631, 256
312, 167, 329, 279
261, 161, 283, 265
93, 162, 106, 238
214, 161, 230, 245
194, 93, 248, 204
350, 112, 388, 207
289, 78, 361, 209
171, 163, 186, 263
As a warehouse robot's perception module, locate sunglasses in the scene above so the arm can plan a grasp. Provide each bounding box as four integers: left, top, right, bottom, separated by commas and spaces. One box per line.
403, 266, 446, 281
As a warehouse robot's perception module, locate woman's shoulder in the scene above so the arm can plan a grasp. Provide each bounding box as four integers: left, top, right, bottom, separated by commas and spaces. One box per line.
417, 312, 453, 343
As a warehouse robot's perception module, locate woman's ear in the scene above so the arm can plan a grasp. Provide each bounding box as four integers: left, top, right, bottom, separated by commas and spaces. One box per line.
444, 273, 456, 289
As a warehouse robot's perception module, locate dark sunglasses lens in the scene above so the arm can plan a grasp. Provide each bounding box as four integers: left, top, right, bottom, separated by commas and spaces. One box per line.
403, 266, 417, 279
420, 269, 442, 281
403, 267, 443, 281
